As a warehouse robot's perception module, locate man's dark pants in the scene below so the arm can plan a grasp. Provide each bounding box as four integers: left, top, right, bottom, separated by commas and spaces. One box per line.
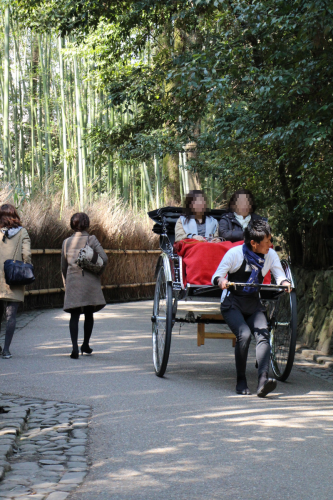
222, 307, 270, 380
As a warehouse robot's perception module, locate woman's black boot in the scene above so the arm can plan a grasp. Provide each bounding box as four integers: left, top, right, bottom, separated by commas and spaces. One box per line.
236, 377, 251, 395
81, 344, 93, 355
70, 350, 79, 359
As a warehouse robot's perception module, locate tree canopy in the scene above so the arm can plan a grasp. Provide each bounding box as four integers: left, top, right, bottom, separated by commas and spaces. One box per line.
10, 0, 333, 265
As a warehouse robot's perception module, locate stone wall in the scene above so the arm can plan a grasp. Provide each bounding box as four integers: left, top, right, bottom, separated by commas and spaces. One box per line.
295, 267, 333, 354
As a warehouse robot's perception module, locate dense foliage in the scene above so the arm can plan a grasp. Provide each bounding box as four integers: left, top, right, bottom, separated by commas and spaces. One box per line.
10, 0, 333, 264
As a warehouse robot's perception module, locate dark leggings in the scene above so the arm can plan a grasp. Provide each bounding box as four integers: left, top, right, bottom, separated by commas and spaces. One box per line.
222, 307, 270, 379
69, 306, 94, 353
0, 301, 19, 352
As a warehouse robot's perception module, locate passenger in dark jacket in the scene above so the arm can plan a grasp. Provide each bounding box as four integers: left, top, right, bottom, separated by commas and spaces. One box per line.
219, 189, 266, 242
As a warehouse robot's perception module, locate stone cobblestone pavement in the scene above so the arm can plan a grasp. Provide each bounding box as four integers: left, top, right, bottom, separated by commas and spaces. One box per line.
294, 356, 333, 382
292, 342, 333, 382
0, 394, 90, 500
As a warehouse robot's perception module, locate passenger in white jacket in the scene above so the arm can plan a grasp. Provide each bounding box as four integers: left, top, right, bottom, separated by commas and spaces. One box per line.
212, 219, 290, 397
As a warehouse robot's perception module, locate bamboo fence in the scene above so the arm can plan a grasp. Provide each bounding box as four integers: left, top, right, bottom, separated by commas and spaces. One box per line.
23, 249, 160, 308
31, 249, 161, 255
25, 283, 156, 296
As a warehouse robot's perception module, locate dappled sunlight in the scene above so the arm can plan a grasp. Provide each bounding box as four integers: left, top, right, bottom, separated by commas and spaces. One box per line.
101, 460, 234, 494
83, 388, 333, 496
134, 446, 179, 456
169, 394, 333, 433
106, 468, 162, 489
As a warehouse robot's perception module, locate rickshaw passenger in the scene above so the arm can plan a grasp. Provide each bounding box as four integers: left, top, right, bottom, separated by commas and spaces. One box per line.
219, 189, 265, 242
212, 219, 291, 398
175, 190, 220, 242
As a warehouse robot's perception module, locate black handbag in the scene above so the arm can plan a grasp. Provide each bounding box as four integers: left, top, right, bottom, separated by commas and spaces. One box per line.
3, 231, 35, 286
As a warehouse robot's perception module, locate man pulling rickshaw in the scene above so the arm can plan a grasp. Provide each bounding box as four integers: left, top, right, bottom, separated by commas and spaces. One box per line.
212, 219, 291, 397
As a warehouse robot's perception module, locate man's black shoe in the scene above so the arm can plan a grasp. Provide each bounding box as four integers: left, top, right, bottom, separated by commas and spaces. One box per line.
257, 378, 277, 398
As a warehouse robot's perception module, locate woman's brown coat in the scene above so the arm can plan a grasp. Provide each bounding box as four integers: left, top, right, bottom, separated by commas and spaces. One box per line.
0, 228, 31, 302
61, 231, 108, 313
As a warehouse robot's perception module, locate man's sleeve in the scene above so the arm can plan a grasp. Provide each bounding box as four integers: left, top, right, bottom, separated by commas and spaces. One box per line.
211, 249, 235, 285
269, 250, 289, 285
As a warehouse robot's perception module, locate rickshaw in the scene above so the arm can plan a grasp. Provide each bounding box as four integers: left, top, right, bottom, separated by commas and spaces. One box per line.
148, 207, 297, 382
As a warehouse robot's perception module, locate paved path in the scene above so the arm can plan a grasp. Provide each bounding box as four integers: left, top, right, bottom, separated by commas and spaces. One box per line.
1, 301, 333, 500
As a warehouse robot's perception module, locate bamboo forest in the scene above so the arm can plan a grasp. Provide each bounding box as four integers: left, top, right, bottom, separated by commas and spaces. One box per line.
0, 4, 209, 211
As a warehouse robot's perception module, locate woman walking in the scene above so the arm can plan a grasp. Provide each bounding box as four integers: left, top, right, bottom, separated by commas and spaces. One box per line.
0, 204, 31, 359
61, 213, 108, 359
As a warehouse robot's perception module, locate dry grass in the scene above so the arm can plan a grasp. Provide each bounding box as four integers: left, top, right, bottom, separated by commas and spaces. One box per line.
0, 186, 158, 250
0, 186, 160, 309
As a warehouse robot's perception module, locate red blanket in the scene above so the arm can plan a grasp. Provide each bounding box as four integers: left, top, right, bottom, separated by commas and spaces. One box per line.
174, 239, 271, 286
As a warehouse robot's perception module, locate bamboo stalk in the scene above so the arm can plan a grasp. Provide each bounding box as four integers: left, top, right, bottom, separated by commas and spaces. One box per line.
154, 155, 161, 208
59, 37, 68, 205
30, 53, 35, 191
38, 34, 53, 190
19, 78, 25, 189
11, 56, 19, 185
179, 153, 184, 203
182, 152, 189, 193
142, 162, 155, 209
3, 7, 10, 181
73, 51, 84, 208
38, 71, 43, 181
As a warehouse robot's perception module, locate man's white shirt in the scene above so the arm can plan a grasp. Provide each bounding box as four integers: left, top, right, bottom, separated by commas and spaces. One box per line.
211, 246, 288, 302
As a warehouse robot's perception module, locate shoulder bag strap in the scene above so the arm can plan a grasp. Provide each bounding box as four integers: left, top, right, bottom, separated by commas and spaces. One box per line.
13, 230, 22, 261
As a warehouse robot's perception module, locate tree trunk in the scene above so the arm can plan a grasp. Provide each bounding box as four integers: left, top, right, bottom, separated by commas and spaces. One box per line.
277, 159, 303, 265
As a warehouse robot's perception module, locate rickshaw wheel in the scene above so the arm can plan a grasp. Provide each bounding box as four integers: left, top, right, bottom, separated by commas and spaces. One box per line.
270, 290, 297, 381
152, 265, 173, 377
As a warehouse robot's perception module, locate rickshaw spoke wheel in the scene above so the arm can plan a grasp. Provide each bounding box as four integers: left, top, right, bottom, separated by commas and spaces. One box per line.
152, 266, 173, 377
270, 290, 297, 381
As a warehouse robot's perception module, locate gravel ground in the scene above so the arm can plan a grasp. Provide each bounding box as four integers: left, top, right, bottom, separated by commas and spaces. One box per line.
0, 301, 333, 500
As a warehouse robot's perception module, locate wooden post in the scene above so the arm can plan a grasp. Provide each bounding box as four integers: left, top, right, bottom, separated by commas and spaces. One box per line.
197, 314, 236, 347
197, 323, 205, 346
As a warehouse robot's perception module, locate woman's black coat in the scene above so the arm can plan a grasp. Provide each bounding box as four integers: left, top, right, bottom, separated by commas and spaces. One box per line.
219, 212, 266, 242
